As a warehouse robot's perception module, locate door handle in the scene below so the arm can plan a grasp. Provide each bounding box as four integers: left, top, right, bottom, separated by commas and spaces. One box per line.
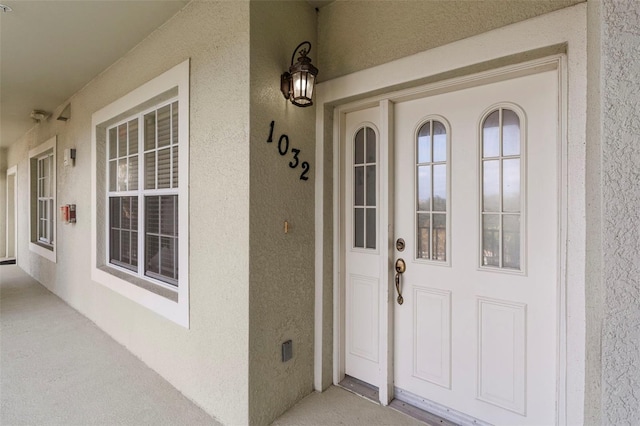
395, 258, 406, 305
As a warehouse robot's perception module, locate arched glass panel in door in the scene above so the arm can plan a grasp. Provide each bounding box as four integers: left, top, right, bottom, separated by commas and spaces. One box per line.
416, 119, 448, 261
353, 126, 377, 250
480, 107, 523, 270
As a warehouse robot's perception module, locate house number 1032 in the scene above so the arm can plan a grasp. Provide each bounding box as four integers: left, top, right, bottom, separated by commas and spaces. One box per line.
267, 120, 310, 181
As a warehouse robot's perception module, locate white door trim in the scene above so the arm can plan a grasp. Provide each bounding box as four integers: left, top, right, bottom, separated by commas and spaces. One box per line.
314, 4, 586, 425
6, 165, 17, 261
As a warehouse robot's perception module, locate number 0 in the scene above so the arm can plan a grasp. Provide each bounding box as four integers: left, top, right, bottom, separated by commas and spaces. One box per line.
278, 135, 289, 156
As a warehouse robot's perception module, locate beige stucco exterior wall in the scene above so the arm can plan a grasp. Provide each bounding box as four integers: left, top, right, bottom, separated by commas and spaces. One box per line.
248, 2, 317, 424
6, 2, 251, 425
317, 0, 584, 81
598, 0, 640, 422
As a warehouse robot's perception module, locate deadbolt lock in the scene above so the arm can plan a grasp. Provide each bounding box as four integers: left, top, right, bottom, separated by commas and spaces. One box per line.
396, 238, 405, 252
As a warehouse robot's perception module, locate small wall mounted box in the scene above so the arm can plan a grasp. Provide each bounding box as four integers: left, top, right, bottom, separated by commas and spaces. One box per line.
60, 204, 77, 224
282, 340, 293, 362
63, 148, 76, 166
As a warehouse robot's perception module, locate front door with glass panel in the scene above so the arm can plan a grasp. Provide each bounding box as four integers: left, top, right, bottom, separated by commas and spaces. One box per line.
343, 69, 559, 425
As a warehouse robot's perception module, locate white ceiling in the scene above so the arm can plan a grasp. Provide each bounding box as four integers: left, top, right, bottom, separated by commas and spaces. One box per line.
0, 0, 334, 149
0, 0, 189, 148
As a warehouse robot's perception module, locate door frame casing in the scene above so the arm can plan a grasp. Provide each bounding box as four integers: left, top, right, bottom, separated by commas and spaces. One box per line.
314, 4, 586, 425
336, 55, 563, 409
6, 165, 17, 260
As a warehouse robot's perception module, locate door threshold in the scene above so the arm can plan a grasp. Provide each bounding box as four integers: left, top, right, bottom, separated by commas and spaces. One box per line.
389, 398, 459, 426
394, 388, 489, 426
0, 258, 16, 265
338, 375, 379, 403
338, 376, 458, 426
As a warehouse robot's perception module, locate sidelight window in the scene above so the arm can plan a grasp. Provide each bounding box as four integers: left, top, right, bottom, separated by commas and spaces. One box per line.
480, 107, 524, 271
353, 126, 377, 250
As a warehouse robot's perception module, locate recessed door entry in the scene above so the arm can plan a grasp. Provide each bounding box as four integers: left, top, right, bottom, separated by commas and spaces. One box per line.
342, 69, 559, 425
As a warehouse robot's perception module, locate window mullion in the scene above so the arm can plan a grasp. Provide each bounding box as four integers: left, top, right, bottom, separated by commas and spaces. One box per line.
138, 115, 145, 279
430, 121, 435, 260
49, 199, 53, 243
125, 121, 130, 192
170, 103, 174, 189
498, 109, 504, 268
155, 112, 159, 190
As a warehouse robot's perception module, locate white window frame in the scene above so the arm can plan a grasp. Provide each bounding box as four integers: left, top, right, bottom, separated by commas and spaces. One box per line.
351, 123, 380, 253
413, 115, 452, 266
106, 100, 180, 289
28, 136, 57, 263
477, 103, 527, 275
91, 60, 190, 328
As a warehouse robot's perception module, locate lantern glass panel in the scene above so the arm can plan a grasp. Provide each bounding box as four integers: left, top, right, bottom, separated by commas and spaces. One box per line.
292, 72, 315, 104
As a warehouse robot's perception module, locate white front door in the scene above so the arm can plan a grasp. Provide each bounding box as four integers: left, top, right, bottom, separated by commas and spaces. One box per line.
343, 69, 559, 425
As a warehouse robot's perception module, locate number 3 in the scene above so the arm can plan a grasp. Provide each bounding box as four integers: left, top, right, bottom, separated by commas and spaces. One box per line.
289, 148, 300, 168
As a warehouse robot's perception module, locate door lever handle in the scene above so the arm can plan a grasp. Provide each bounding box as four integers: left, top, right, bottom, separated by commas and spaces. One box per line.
395, 258, 406, 305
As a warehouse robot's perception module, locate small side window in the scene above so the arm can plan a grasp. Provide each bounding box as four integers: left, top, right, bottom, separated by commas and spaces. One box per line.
353, 126, 377, 250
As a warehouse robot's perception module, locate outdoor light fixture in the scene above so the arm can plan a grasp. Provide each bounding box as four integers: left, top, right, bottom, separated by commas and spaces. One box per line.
280, 41, 318, 107
30, 110, 49, 122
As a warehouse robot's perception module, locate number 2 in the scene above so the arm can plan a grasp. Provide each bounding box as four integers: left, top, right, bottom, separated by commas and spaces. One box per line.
300, 162, 310, 181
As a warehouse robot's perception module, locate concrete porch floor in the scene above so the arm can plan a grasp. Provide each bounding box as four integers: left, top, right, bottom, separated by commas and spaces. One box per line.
0, 265, 426, 426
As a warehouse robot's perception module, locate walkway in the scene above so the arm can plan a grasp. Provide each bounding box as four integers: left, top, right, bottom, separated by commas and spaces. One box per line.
0, 265, 425, 425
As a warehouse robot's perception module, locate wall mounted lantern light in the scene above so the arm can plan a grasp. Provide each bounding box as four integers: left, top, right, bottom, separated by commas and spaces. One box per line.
280, 41, 318, 107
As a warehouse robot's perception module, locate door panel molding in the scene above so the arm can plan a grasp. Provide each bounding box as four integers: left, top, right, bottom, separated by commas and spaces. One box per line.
477, 297, 527, 415
413, 287, 451, 388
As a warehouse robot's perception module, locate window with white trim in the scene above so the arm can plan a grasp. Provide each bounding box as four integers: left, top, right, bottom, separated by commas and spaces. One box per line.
107, 101, 179, 286
29, 136, 57, 262
91, 60, 189, 327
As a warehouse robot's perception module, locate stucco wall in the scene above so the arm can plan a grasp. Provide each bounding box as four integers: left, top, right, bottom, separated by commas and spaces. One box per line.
248, 2, 317, 424
317, 0, 584, 81
600, 0, 640, 423
6, 2, 251, 424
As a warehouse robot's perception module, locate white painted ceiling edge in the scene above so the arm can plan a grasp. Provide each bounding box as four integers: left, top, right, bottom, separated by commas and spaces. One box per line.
0, 0, 189, 148
0, 0, 334, 149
